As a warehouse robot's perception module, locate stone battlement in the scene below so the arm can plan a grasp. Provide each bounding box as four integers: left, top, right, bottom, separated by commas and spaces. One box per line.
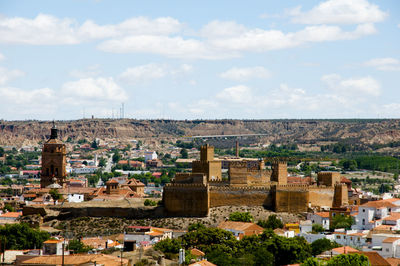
165, 183, 208, 190
210, 186, 271, 191
275, 184, 309, 191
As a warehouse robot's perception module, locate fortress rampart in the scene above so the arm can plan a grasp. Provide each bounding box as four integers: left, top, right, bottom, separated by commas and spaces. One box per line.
163, 145, 348, 216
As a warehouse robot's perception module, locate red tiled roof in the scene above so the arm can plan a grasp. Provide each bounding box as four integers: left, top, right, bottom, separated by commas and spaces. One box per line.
0, 212, 22, 218
362, 200, 397, 208
315, 212, 330, 218
383, 237, 400, 243
332, 246, 359, 254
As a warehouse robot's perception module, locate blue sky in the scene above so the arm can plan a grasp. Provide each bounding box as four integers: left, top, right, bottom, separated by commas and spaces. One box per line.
0, 0, 399, 120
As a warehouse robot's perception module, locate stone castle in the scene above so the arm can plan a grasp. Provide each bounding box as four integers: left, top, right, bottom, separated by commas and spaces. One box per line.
163, 145, 348, 216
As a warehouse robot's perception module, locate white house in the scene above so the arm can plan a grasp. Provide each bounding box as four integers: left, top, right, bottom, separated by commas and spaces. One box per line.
332, 230, 368, 248
356, 199, 400, 230
307, 212, 330, 230
382, 237, 400, 258
300, 220, 312, 233
145, 151, 157, 162
67, 193, 84, 203
299, 233, 334, 243
363, 233, 400, 258
71, 166, 98, 174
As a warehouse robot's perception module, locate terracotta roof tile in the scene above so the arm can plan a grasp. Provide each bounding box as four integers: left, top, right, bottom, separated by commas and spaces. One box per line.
315, 212, 330, 218
383, 237, 400, 243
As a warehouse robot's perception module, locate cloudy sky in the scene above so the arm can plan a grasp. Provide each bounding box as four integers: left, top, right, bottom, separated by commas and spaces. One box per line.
0, 0, 399, 120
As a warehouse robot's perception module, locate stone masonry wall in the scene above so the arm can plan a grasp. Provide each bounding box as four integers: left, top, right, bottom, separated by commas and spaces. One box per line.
274, 184, 309, 212
209, 186, 273, 208
163, 183, 209, 216
308, 186, 335, 208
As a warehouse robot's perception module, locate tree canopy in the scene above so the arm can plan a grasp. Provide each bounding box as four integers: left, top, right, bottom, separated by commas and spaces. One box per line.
257, 215, 283, 229
327, 253, 369, 266
0, 223, 50, 250
229, 212, 254, 222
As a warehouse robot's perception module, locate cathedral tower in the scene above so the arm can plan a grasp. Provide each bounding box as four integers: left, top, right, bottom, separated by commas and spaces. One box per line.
40, 123, 67, 188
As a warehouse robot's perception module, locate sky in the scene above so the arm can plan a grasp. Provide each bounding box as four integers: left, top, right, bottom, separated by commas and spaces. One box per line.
0, 0, 399, 120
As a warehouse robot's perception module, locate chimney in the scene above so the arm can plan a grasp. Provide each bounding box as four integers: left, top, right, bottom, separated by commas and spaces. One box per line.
235, 140, 239, 158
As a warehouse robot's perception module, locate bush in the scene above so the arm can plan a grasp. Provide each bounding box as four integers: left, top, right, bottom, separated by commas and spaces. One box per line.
327, 253, 369, 266
144, 199, 157, 206
312, 224, 325, 233
229, 212, 253, 222
154, 238, 181, 255
257, 215, 283, 229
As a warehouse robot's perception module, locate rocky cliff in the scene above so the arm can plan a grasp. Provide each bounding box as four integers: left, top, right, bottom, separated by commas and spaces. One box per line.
0, 119, 399, 146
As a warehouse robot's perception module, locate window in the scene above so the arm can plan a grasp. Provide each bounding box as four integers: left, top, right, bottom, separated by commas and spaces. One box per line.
362, 219, 365, 225
363, 209, 365, 213
386, 248, 389, 252
336, 236, 340, 239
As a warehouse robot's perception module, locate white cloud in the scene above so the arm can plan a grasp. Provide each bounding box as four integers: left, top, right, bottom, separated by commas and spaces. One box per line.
202, 21, 376, 54
0, 14, 183, 45
70, 64, 102, 78
364, 57, 400, 71
0, 53, 4, 61
321, 73, 381, 96
61, 77, 127, 104
119, 63, 193, 84
119, 64, 167, 84
216, 85, 254, 104
290, 0, 387, 25
0, 86, 55, 105
219, 66, 271, 81
98, 35, 232, 59
0, 67, 24, 85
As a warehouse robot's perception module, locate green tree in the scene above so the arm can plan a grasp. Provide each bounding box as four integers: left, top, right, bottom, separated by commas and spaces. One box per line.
144, 199, 157, 206
91, 139, 98, 149
0, 223, 50, 249
257, 215, 283, 229
3, 203, 15, 212
154, 238, 181, 254
330, 215, 353, 230
67, 239, 92, 254
188, 222, 206, 232
229, 212, 254, 222
301, 257, 320, 266
112, 151, 121, 163
180, 148, 188, 159
327, 253, 369, 266
311, 224, 325, 234
49, 189, 62, 205
98, 158, 106, 167
311, 238, 340, 256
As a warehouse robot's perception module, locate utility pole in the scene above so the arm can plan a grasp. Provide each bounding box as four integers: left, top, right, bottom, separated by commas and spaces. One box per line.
2, 237, 5, 264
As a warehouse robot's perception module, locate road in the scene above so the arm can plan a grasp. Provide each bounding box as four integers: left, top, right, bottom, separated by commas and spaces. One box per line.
104, 155, 113, 173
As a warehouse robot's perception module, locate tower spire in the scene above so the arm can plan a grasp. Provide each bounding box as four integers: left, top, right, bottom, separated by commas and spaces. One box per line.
50, 121, 58, 139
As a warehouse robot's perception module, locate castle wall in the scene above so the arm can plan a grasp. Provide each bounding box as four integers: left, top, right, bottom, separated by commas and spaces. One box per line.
209, 186, 273, 208
308, 186, 335, 208
163, 183, 209, 216
274, 184, 309, 212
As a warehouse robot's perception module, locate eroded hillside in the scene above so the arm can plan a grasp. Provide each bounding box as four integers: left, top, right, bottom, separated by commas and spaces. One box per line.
0, 119, 399, 147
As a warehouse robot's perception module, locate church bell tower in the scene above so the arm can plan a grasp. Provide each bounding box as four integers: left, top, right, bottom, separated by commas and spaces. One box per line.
40, 123, 67, 188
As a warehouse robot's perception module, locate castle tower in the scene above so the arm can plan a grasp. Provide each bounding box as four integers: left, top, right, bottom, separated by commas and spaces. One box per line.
271, 160, 287, 185
192, 145, 222, 181
106, 179, 119, 194
40, 123, 67, 188
200, 144, 214, 162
